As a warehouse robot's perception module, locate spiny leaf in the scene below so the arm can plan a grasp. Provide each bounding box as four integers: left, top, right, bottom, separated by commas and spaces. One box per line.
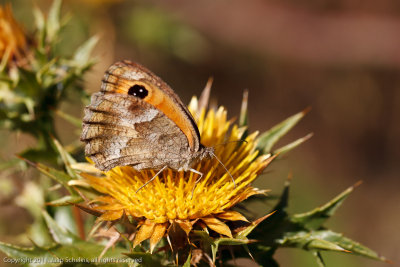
310, 230, 386, 261
274, 132, 313, 156
235, 211, 276, 239
42, 211, 77, 245
278, 231, 348, 252
239, 90, 249, 128
0, 157, 24, 171
32, 6, 45, 52
46, 0, 62, 43
124, 252, 161, 266
272, 178, 291, 216
193, 230, 218, 264
18, 156, 76, 194
278, 230, 386, 261
183, 253, 191, 267
72, 35, 98, 69
256, 107, 310, 155
215, 237, 252, 246
312, 251, 326, 267
194, 231, 254, 265
55, 109, 82, 128
193, 230, 213, 245
46, 195, 83, 206
52, 138, 79, 179
0, 46, 11, 72
0, 239, 130, 266
290, 181, 362, 230
251, 245, 279, 267
198, 77, 212, 111
0, 242, 60, 267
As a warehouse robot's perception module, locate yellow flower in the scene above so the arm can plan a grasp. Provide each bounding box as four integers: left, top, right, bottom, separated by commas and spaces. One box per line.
81, 94, 275, 252
0, 4, 26, 65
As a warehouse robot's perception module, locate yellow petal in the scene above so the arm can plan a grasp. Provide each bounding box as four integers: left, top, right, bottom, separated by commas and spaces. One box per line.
71, 162, 102, 174
175, 220, 194, 236
90, 195, 116, 204
99, 210, 123, 221
93, 203, 125, 211
201, 216, 232, 237
133, 220, 156, 248
216, 210, 248, 222
150, 223, 168, 253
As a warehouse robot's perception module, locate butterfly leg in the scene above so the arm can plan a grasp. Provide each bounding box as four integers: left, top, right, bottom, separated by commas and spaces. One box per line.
190, 168, 203, 183
136, 165, 168, 193
189, 168, 204, 198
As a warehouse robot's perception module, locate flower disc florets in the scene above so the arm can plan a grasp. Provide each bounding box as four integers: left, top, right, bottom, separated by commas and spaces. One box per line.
82, 96, 274, 249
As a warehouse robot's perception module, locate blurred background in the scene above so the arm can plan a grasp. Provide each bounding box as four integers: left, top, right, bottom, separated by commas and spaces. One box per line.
1, 0, 399, 266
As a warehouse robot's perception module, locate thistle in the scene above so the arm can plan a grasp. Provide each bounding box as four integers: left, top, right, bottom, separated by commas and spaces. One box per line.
80, 92, 274, 251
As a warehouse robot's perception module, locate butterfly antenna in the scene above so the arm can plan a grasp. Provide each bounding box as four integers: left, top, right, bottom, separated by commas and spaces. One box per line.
136, 165, 167, 193
210, 151, 236, 188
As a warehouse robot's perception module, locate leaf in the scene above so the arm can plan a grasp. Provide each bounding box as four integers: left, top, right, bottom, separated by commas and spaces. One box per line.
72, 35, 99, 69
278, 231, 348, 252
256, 107, 310, 154
124, 252, 161, 266
314, 230, 386, 261
133, 220, 156, 248
235, 211, 276, 239
0, 242, 60, 267
198, 77, 212, 111
150, 223, 168, 253
312, 251, 326, 267
55, 109, 82, 128
201, 217, 232, 237
278, 230, 386, 261
194, 230, 253, 265
216, 210, 248, 222
274, 132, 313, 156
215, 237, 252, 246
46, 0, 62, 43
290, 182, 362, 230
193, 230, 218, 264
183, 253, 191, 267
0, 157, 24, 171
52, 138, 79, 179
19, 156, 76, 194
239, 89, 249, 128
245, 244, 280, 267
0, 241, 130, 266
33, 6, 46, 51
270, 178, 291, 219
46, 195, 83, 206
42, 211, 77, 245
1, 210, 131, 266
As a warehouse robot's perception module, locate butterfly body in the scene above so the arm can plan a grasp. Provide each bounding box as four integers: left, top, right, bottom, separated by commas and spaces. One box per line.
81, 61, 213, 171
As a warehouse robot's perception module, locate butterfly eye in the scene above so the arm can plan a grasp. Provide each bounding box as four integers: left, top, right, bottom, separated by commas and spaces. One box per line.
128, 84, 148, 99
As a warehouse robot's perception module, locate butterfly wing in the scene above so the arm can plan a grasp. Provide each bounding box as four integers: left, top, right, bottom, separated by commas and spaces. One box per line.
103, 61, 202, 151
81, 92, 193, 171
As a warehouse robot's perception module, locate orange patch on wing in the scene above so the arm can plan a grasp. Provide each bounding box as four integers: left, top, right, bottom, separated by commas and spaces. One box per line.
145, 84, 196, 150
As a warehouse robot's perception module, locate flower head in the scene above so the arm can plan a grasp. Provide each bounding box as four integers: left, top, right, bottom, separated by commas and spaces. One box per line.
81, 92, 274, 252
0, 4, 27, 65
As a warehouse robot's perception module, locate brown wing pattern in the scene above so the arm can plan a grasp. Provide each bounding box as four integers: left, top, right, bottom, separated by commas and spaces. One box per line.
81, 92, 191, 171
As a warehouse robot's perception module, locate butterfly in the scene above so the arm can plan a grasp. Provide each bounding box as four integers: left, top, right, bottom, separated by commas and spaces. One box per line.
80, 60, 215, 176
